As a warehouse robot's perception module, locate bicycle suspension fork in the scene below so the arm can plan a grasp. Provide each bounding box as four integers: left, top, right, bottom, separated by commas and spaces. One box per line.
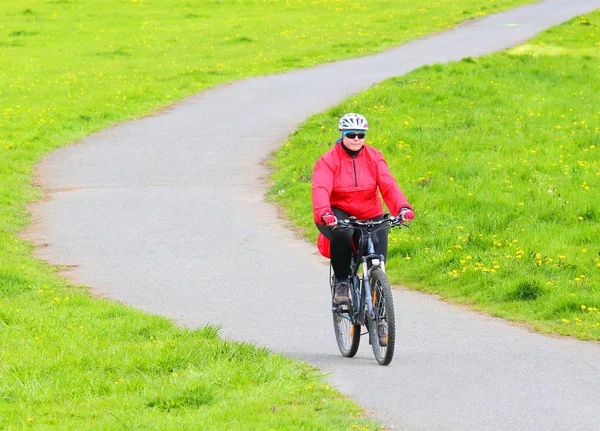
361, 234, 386, 320
361, 259, 375, 320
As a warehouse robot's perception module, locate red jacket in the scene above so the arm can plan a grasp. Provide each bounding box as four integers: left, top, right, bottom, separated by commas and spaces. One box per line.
312, 142, 412, 224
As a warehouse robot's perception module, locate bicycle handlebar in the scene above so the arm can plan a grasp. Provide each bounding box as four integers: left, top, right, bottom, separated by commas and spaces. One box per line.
335, 215, 407, 230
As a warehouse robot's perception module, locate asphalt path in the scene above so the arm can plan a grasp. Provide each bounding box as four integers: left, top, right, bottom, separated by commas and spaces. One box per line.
28, 0, 600, 429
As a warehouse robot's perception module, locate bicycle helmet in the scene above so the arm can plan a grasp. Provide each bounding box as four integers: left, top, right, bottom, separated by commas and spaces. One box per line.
338, 113, 368, 131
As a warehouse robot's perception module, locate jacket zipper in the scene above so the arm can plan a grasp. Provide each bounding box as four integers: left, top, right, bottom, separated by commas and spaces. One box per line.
352, 158, 358, 186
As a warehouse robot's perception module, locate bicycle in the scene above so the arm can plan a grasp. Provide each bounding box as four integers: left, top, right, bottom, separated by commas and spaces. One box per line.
330, 215, 407, 365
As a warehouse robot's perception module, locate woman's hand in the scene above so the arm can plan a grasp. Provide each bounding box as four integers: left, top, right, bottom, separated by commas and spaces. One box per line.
322, 213, 338, 227
398, 208, 414, 222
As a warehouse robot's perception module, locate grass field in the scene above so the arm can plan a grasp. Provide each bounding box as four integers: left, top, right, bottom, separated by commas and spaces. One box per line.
1, 0, 542, 428
269, 10, 600, 341
1, 303, 373, 430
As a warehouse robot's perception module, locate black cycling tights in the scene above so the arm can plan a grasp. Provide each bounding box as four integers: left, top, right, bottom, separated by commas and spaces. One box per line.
316, 207, 388, 281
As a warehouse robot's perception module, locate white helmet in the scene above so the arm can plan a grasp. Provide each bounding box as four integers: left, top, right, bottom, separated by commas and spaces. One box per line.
338, 113, 368, 131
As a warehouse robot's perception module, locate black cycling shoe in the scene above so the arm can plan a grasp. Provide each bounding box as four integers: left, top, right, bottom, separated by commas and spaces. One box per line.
333, 281, 351, 305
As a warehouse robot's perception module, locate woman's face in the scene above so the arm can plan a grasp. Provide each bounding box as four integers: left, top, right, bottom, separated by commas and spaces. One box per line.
342, 131, 366, 152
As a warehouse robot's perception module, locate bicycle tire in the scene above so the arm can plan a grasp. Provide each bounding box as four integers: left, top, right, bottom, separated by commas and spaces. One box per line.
368, 269, 396, 365
333, 309, 361, 357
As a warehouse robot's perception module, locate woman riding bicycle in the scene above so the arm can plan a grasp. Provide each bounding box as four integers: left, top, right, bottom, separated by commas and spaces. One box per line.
312, 113, 414, 305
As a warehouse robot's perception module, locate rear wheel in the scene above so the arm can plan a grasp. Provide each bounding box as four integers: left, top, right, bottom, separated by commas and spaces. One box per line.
368, 269, 395, 365
331, 273, 360, 357
333, 310, 361, 357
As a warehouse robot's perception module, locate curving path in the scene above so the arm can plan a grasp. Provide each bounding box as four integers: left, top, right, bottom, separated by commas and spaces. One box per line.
28, 1, 600, 429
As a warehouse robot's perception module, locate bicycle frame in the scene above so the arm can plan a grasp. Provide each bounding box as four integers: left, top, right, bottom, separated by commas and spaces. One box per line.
332, 216, 405, 326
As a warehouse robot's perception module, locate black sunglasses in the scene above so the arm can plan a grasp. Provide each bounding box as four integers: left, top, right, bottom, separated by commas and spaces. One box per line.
344, 132, 365, 139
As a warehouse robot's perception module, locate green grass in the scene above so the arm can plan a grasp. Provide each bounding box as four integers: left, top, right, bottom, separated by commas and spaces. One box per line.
1, 0, 541, 428
1, 293, 372, 429
270, 11, 600, 341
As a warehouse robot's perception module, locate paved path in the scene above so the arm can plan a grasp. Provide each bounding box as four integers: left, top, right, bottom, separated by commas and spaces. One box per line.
28, 0, 600, 429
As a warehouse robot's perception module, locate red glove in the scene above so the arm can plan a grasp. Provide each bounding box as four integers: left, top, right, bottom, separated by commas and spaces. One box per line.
399, 208, 414, 222
321, 213, 337, 226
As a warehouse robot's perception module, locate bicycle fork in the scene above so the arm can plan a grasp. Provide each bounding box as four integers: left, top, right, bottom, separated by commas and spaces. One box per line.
362, 259, 380, 321
362, 237, 385, 321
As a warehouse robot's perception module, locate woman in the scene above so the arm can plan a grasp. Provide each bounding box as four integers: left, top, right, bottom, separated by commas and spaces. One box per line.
312, 113, 414, 305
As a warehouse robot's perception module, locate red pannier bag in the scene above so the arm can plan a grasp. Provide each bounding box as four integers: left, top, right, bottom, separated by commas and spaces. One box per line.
317, 233, 331, 258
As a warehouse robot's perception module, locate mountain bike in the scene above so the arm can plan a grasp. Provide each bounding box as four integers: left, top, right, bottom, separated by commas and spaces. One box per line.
330, 215, 407, 365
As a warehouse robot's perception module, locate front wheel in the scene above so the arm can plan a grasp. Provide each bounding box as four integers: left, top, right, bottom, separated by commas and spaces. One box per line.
368, 269, 396, 365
